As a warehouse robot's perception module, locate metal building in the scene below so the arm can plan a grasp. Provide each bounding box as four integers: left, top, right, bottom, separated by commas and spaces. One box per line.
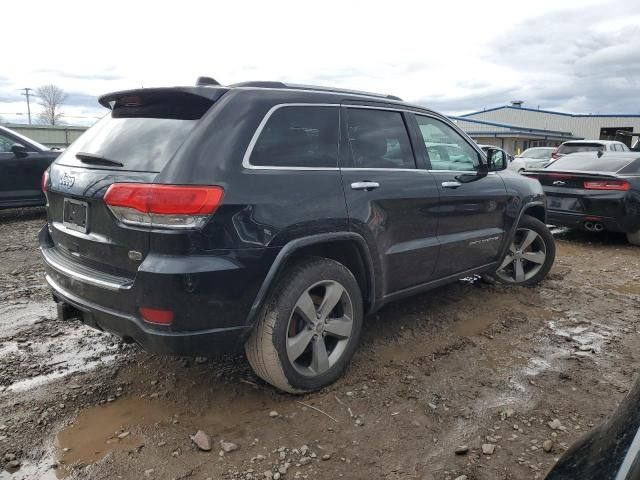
1, 124, 87, 149
452, 101, 640, 155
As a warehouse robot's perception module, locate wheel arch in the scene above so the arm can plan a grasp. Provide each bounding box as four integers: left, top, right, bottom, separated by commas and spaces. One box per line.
522, 203, 546, 225
246, 233, 376, 326
498, 201, 547, 260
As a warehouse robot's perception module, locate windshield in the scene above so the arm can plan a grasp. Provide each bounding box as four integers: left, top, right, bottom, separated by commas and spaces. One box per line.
519, 148, 553, 159
557, 143, 604, 155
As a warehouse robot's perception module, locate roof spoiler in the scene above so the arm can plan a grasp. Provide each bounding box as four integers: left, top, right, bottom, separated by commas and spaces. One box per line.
98, 87, 227, 109
196, 76, 220, 86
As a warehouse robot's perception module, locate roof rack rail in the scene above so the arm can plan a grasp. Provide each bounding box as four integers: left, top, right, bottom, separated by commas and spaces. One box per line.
229, 81, 402, 101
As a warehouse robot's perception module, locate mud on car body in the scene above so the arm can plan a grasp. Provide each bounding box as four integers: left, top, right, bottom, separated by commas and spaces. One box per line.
40, 79, 556, 393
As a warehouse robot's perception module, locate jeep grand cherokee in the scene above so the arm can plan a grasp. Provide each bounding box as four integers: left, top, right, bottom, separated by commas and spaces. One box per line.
40, 80, 555, 393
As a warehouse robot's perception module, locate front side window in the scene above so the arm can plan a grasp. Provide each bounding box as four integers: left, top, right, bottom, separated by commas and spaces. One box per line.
415, 115, 480, 171
345, 108, 416, 169
250, 106, 338, 168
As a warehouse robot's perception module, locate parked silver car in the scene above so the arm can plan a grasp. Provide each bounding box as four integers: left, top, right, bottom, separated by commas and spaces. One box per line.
509, 147, 556, 172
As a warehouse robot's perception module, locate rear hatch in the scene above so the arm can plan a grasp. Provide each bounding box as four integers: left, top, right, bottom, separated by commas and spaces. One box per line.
524, 154, 634, 214
46, 88, 225, 278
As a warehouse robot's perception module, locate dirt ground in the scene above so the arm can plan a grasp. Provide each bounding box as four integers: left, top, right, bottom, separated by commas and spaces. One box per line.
0, 207, 639, 480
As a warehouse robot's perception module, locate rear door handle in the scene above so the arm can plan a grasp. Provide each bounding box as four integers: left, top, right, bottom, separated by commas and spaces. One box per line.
351, 181, 380, 191
442, 181, 462, 189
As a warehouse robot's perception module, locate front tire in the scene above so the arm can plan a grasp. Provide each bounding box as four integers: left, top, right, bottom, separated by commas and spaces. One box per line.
495, 215, 556, 286
245, 258, 363, 393
627, 230, 640, 246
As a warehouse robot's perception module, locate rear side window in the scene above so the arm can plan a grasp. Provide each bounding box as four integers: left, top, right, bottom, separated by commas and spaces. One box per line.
57, 93, 215, 172
249, 106, 338, 168
345, 108, 415, 169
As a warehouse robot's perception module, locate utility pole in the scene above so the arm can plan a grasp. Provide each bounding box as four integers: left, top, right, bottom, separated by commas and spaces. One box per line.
21, 88, 34, 125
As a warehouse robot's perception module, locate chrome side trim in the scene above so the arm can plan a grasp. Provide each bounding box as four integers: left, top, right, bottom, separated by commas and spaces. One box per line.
241, 102, 486, 171
41, 247, 133, 292
341, 167, 429, 173
428, 170, 498, 175
233, 86, 407, 104
242, 103, 340, 171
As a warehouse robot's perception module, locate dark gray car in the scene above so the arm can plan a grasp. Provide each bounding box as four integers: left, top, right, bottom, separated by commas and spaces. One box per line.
0, 125, 60, 209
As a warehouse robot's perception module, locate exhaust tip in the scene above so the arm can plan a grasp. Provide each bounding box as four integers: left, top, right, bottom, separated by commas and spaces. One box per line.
594, 223, 604, 232
584, 222, 594, 231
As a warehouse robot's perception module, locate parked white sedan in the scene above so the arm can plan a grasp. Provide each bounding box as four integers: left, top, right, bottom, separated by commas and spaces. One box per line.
509, 147, 556, 173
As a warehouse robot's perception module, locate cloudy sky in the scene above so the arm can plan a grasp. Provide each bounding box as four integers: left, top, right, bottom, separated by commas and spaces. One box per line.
2, 0, 639, 126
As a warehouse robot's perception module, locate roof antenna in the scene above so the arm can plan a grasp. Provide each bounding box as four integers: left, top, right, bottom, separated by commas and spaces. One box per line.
196, 76, 220, 86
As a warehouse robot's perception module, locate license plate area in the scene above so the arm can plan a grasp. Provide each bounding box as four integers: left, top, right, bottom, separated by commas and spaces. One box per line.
63, 198, 89, 233
547, 195, 584, 212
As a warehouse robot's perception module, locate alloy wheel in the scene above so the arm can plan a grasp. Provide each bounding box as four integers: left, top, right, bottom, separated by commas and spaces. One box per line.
286, 280, 354, 376
496, 228, 547, 283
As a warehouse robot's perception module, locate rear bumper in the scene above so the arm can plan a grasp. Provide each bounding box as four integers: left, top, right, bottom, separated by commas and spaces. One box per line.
544, 189, 640, 233
39, 225, 277, 356
46, 275, 248, 356
547, 210, 628, 232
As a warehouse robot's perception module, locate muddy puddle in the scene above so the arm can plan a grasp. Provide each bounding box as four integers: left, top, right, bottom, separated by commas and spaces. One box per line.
15, 390, 273, 479
453, 312, 495, 337
0, 302, 56, 337
612, 282, 640, 296
0, 300, 117, 393
53, 397, 172, 478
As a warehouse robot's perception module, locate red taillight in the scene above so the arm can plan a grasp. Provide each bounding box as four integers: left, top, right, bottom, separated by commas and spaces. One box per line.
103, 183, 224, 229
42, 169, 50, 193
139, 307, 174, 325
583, 180, 630, 191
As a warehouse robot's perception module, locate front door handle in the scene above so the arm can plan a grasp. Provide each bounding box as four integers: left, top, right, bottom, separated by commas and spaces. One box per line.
351, 181, 380, 191
442, 181, 462, 189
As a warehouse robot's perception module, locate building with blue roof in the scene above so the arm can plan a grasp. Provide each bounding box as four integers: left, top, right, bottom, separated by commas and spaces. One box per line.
451, 101, 640, 155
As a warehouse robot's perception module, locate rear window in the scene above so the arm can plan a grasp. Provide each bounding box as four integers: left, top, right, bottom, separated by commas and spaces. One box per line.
249, 106, 338, 168
557, 143, 604, 155
56, 93, 214, 172
547, 154, 635, 172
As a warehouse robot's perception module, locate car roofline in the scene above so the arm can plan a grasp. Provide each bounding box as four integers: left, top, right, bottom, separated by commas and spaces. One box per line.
97, 83, 445, 117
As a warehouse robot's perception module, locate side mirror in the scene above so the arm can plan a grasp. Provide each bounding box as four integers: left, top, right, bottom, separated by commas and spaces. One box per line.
486, 148, 508, 171
10, 143, 28, 158
455, 161, 489, 183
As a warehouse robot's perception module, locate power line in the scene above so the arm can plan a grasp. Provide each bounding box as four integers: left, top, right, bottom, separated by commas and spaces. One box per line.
0, 112, 102, 119
20, 88, 34, 125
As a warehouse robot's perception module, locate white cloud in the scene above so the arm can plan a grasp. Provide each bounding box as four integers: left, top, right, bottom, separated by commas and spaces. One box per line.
0, 0, 637, 125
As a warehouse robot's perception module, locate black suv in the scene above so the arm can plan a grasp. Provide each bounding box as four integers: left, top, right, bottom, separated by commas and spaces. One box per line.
40, 81, 555, 393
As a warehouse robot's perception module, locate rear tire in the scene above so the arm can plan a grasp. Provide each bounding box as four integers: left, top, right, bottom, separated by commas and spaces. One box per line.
627, 230, 640, 246
495, 215, 556, 286
245, 257, 363, 393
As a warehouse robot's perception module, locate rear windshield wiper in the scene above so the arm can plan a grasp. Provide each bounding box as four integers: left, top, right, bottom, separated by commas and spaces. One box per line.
76, 152, 124, 167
